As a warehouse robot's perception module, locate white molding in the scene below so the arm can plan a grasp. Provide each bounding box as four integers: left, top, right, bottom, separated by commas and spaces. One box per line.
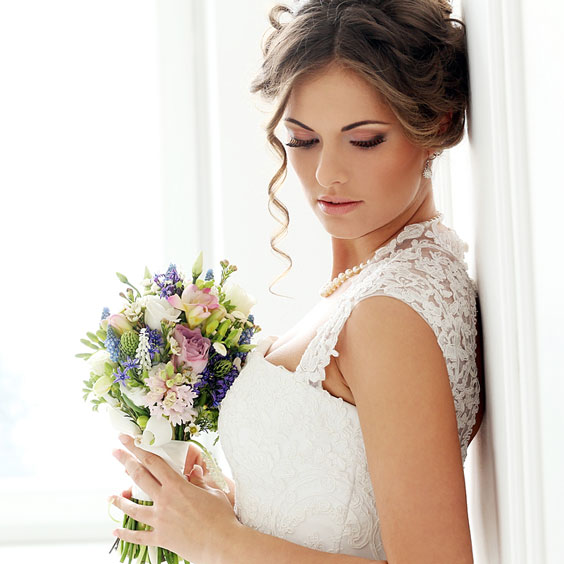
190, 0, 225, 267
154, 0, 225, 270
462, 0, 546, 562
498, 1, 546, 561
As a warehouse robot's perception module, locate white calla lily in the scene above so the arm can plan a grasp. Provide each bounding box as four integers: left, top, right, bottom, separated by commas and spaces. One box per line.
106, 405, 142, 437
138, 414, 172, 448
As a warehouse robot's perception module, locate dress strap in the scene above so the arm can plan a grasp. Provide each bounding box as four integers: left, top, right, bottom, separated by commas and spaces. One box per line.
295, 278, 367, 387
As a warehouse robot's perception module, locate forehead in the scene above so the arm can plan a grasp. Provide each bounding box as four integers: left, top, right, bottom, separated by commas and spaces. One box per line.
285, 63, 394, 123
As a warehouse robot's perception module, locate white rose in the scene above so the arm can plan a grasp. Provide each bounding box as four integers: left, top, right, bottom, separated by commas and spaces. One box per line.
143, 295, 181, 331
223, 282, 257, 317
87, 349, 110, 377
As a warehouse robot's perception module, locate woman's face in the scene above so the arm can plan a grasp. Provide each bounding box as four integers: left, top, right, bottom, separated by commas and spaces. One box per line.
282, 62, 432, 240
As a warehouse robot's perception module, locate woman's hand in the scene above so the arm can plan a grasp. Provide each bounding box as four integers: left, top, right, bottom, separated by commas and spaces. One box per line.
109, 433, 241, 563
119, 442, 236, 509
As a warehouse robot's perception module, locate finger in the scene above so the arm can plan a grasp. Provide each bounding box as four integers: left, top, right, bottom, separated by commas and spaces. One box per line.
121, 487, 132, 499
184, 443, 199, 476
187, 464, 206, 488
109, 495, 155, 527
113, 527, 155, 546
118, 434, 179, 485
112, 448, 162, 501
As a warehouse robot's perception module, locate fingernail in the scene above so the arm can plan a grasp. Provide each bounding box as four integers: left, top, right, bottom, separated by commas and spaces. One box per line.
119, 434, 127, 444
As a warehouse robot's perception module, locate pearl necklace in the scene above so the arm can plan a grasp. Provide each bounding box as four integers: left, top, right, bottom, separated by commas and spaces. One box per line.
319, 212, 443, 298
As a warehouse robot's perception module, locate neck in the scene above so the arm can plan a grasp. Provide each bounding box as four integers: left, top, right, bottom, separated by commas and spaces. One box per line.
329, 192, 437, 280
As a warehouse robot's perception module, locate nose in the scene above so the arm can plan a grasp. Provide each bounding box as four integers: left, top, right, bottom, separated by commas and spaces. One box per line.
315, 144, 348, 188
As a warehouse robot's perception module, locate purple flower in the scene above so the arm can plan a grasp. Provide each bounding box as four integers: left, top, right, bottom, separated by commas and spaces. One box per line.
112, 367, 130, 386
147, 329, 164, 360
123, 356, 140, 372
153, 263, 183, 299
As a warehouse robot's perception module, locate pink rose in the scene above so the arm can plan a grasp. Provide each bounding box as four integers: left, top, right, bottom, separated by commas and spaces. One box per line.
171, 325, 211, 374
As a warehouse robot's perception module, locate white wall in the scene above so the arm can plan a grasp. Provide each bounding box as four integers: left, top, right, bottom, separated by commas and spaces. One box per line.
462, 0, 563, 562
520, 0, 564, 561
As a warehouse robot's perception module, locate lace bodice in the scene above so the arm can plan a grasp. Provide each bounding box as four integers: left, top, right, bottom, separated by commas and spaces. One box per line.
217, 214, 480, 560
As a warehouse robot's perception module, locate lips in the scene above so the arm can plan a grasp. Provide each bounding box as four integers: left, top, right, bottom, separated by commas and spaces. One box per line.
318, 196, 361, 204
317, 198, 363, 216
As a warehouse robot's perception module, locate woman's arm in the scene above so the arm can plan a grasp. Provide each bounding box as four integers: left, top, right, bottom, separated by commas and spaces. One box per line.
335, 295, 474, 564
219, 523, 386, 564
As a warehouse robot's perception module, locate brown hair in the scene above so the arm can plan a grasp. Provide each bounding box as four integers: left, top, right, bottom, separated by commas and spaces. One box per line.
250, 0, 469, 294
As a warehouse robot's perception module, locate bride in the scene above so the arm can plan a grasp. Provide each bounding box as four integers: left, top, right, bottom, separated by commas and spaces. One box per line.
109, 1, 485, 562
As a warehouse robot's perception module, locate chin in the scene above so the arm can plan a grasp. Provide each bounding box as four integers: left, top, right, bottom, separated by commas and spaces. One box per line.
317, 220, 367, 240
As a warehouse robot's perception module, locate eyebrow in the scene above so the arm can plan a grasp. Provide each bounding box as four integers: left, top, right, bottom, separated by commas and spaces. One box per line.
283, 117, 391, 131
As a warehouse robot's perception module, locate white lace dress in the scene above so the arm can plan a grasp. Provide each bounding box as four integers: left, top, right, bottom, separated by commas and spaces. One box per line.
217, 215, 480, 560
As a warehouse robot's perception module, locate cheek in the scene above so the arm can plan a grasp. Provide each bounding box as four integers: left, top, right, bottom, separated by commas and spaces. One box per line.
357, 144, 422, 197
287, 151, 318, 198
287, 150, 310, 178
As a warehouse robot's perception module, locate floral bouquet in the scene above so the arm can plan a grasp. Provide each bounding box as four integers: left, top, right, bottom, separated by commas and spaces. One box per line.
76, 253, 259, 564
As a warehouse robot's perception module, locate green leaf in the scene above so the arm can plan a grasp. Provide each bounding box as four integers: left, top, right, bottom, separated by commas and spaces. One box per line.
80, 338, 99, 350
75, 352, 93, 359
86, 331, 102, 344
120, 392, 145, 416
235, 344, 256, 353
96, 329, 107, 341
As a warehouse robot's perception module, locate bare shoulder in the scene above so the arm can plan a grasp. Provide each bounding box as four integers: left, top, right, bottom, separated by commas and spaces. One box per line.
336, 295, 474, 564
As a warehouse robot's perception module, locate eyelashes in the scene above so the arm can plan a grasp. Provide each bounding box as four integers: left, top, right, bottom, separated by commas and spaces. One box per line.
284, 135, 387, 150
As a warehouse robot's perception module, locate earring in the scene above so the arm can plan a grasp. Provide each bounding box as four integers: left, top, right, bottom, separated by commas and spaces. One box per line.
422, 151, 440, 179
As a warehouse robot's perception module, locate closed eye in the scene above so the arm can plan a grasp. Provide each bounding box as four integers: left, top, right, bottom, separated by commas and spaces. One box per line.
284, 135, 387, 150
